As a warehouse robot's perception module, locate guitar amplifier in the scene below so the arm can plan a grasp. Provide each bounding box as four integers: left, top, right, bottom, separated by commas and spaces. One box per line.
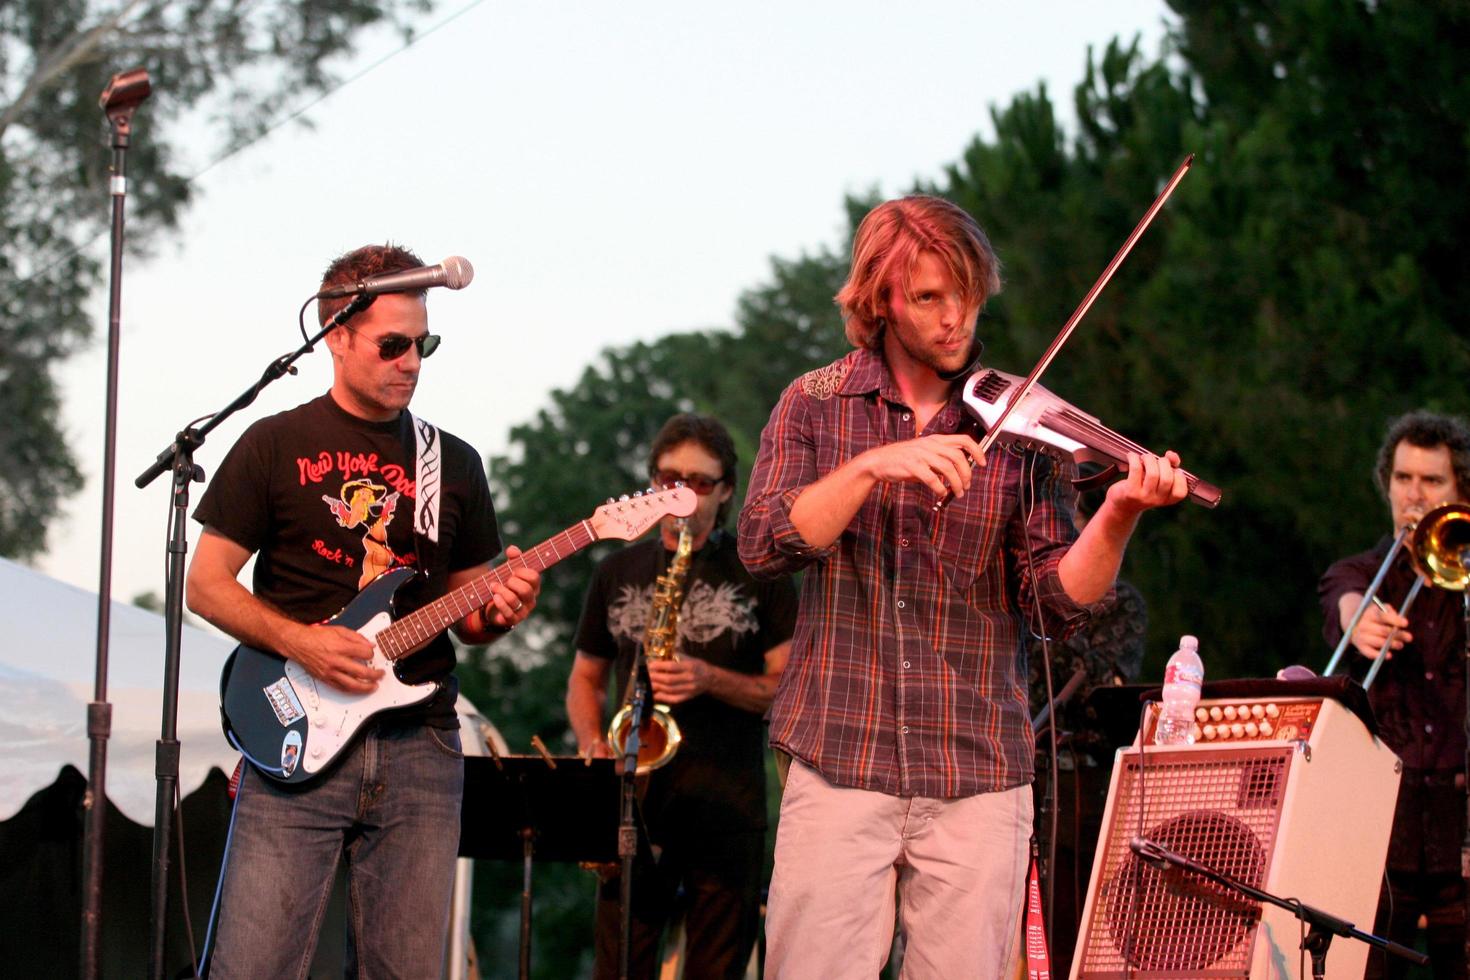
1069, 694, 1400, 979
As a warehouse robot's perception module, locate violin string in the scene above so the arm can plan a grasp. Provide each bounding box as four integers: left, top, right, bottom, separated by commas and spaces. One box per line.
1041, 407, 1200, 492
1044, 407, 1147, 457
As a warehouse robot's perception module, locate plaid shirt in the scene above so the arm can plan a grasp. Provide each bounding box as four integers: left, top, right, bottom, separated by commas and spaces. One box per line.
738, 348, 1095, 798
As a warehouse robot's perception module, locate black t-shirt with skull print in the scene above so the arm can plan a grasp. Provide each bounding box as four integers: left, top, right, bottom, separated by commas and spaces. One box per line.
576, 529, 797, 834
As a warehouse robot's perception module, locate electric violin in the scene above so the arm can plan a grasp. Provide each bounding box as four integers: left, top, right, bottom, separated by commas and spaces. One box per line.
938, 153, 1222, 510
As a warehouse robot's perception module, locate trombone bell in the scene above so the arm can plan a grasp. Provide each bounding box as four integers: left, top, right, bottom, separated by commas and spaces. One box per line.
1411, 503, 1470, 591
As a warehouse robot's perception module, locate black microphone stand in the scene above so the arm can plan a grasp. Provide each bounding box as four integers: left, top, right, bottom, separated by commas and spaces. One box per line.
80, 67, 151, 980
134, 292, 372, 980
1129, 837, 1428, 979
1462, 591, 1469, 973
616, 649, 652, 980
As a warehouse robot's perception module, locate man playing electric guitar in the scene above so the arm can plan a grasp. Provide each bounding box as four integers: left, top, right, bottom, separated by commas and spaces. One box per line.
186, 243, 541, 977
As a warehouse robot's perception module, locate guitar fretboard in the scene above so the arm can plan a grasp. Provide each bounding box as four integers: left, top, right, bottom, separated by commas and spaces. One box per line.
375, 520, 595, 660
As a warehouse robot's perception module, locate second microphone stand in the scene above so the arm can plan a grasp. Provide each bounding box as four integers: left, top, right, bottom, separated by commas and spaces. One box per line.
1130, 837, 1428, 979
615, 650, 652, 980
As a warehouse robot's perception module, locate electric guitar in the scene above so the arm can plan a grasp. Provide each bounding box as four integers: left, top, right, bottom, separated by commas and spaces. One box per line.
220, 486, 696, 785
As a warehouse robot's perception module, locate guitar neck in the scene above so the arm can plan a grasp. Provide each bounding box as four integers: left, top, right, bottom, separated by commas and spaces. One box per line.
376, 519, 596, 659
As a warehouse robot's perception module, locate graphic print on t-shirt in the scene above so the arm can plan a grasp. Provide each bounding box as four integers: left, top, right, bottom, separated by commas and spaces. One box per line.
321, 478, 401, 588
606, 580, 759, 649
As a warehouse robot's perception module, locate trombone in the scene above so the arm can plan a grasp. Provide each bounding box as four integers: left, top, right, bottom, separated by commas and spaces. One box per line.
1324, 503, 1470, 688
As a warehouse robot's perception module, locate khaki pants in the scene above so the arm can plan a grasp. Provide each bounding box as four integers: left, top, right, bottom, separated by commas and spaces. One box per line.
764, 760, 1031, 979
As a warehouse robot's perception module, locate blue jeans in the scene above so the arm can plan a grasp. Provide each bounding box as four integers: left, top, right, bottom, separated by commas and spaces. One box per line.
209, 719, 464, 979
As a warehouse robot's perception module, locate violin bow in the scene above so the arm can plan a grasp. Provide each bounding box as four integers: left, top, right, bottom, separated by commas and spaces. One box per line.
972, 154, 1194, 460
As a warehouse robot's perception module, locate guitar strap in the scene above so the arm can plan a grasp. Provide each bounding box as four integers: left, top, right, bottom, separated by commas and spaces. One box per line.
407, 411, 443, 544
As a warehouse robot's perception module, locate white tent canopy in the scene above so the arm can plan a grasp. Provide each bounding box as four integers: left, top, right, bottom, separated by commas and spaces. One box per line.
0, 556, 239, 823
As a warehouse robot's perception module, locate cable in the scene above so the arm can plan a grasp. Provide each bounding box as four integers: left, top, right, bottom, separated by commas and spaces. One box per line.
199, 767, 248, 973
189, 0, 492, 183
4, 0, 493, 291
1122, 699, 1152, 979
173, 781, 201, 979
1018, 448, 1062, 955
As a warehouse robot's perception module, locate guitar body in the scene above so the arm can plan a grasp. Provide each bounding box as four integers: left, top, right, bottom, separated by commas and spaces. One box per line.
215, 484, 700, 787
220, 567, 437, 785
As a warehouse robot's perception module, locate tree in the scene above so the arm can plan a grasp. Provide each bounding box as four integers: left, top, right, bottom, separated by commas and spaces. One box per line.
937, 2, 1470, 679
0, 0, 432, 559
477, 246, 854, 691
463, 3, 1470, 969
459, 247, 852, 976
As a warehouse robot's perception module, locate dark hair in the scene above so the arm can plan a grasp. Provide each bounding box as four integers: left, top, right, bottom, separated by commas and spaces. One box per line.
647, 413, 738, 525
835, 195, 1002, 350
1373, 410, 1470, 501
317, 243, 426, 326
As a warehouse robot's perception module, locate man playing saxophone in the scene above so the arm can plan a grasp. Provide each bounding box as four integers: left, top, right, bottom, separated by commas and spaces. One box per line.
565, 413, 797, 980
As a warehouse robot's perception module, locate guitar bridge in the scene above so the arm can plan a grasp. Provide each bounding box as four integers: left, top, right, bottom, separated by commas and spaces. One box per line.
263, 677, 306, 727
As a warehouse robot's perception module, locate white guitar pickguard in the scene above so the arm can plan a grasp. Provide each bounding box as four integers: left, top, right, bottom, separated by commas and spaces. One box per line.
283, 610, 438, 773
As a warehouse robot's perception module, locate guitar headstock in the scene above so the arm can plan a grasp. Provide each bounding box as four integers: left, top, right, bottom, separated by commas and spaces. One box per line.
589, 486, 698, 542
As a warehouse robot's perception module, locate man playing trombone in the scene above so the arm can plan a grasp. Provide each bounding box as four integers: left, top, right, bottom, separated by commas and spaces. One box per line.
1319, 410, 1470, 980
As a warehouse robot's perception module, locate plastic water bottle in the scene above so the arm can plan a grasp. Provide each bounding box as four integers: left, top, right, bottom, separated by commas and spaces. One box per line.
1154, 635, 1203, 745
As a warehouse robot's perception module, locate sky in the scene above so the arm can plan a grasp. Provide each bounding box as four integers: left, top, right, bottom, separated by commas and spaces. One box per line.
36, 0, 1172, 606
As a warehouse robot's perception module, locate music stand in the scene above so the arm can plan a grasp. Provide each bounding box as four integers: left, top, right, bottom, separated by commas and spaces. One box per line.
460, 755, 633, 979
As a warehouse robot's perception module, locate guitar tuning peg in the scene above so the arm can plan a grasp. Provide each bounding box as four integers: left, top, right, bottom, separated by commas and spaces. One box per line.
632, 490, 643, 498
605, 497, 616, 504
619, 494, 630, 502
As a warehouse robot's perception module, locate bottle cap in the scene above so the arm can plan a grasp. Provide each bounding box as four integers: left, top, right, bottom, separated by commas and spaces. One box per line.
1180, 635, 1198, 651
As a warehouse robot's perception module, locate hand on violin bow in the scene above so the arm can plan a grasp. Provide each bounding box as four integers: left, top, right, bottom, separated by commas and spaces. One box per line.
1104, 450, 1189, 516
861, 433, 984, 499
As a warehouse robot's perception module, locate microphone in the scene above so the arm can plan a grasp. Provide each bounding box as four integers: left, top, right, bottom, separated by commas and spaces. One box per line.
317, 256, 474, 298
1129, 836, 1172, 871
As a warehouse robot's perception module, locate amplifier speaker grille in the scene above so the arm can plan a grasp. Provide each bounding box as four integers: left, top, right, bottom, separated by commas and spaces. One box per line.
1071, 697, 1399, 980
1080, 748, 1293, 977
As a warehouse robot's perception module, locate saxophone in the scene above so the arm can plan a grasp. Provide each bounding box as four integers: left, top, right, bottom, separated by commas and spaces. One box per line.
606, 519, 691, 773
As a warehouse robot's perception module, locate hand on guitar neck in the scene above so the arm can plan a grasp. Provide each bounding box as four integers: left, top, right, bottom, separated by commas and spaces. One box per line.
458, 543, 541, 644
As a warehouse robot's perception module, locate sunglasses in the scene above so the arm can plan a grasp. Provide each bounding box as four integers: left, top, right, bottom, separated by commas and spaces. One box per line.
653, 470, 727, 496
346, 327, 441, 361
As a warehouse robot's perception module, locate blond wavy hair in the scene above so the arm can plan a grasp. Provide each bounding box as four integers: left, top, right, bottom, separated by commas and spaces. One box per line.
835, 196, 1001, 350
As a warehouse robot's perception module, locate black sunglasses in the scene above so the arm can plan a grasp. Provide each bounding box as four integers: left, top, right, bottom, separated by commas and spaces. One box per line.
653, 470, 727, 496
346, 327, 441, 361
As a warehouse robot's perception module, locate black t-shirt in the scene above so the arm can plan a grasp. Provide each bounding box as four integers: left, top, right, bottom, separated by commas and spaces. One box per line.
194, 393, 502, 727
1319, 537, 1467, 873
576, 530, 797, 835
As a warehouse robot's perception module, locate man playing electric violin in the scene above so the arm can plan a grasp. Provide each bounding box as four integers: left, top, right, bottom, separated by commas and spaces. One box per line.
739, 195, 1188, 976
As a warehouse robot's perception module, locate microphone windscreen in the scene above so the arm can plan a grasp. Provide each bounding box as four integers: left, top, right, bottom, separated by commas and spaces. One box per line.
442, 256, 474, 290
